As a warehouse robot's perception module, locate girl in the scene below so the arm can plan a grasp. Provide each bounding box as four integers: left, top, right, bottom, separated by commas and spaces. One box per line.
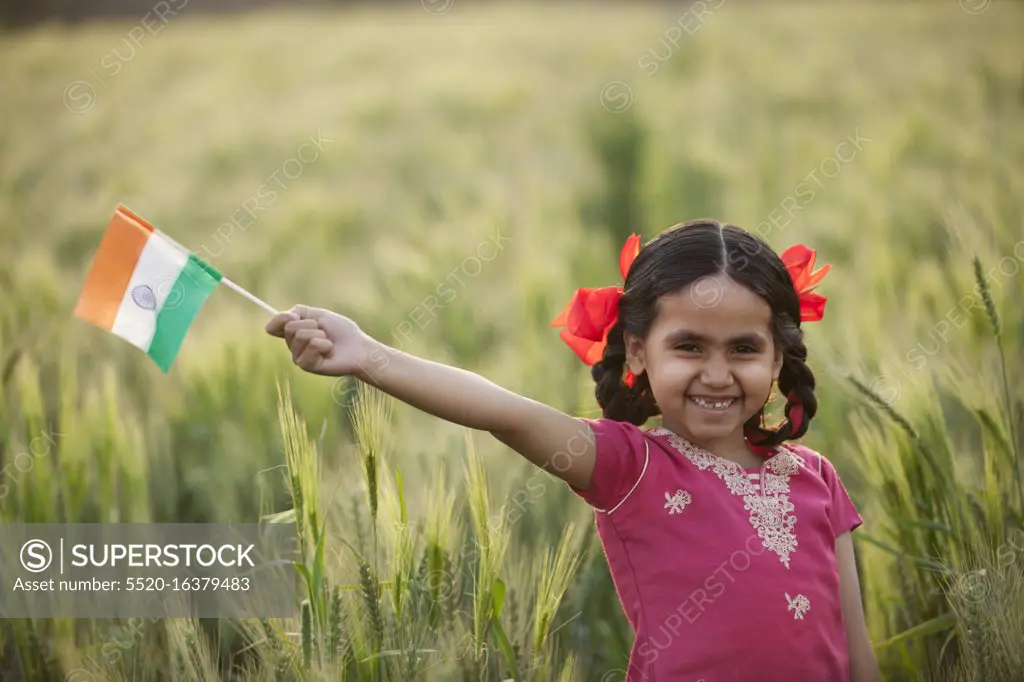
265, 219, 880, 682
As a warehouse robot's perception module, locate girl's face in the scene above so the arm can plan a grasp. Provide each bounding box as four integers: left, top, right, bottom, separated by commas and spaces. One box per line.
624, 272, 784, 454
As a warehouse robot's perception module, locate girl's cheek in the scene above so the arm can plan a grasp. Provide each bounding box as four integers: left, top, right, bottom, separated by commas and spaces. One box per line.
654, 360, 698, 386
739, 365, 776, 392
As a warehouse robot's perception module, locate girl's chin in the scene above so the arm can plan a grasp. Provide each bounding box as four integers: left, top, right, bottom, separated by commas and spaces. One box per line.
669, 401, 757, 436
676, 405, 754, 439
677, 418, 738, 441
685, 425, 736, 443
683, 401, 743, 427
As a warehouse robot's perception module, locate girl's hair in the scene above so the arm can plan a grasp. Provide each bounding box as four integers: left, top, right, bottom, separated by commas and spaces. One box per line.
592, 219, 817, 449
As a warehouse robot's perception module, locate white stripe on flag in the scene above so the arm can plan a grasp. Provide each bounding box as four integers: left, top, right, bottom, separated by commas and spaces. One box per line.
111, 234, 188, 351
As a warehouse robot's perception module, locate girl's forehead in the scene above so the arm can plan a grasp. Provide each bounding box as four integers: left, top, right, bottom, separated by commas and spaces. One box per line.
652, 279, 773, 334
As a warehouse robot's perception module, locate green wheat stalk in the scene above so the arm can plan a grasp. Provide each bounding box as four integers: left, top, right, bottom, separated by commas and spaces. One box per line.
425, 462, 460, 627
350, 382, 395, 568
301, 599, 314, 670
847, 375, 920, 442
276, 381, 321, 569
464, 430, 511, 666
531, 523, 584, 665
276, 381, 329, 635
327, 585, 342, 664
557, 652, 579, 682
358, 557, 385, 658
973, 255, 1021, 504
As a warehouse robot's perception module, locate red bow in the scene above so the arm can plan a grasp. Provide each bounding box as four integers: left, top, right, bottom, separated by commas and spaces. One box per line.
781, 244, 830, 322
551, 234, 641, 387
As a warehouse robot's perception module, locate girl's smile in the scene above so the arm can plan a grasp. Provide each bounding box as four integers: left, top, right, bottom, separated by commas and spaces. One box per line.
687, 395, 740, 410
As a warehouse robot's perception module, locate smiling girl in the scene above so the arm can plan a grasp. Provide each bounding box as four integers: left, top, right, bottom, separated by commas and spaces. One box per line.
266, 220, 879, 682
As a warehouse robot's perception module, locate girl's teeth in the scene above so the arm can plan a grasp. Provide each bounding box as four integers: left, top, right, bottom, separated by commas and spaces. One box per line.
690, 397, 735, 410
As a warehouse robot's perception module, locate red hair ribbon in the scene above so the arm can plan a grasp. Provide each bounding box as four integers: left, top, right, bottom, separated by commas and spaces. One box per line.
780, 244, 830, 322
750, 244, 827, 455
550, 234, 642, 388
745, 389, 805, 456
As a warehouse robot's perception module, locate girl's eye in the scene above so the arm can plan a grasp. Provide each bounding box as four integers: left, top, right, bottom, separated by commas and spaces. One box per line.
673, 343, 759, 354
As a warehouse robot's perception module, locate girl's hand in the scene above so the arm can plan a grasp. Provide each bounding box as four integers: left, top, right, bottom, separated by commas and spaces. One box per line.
265, 305, 375, 377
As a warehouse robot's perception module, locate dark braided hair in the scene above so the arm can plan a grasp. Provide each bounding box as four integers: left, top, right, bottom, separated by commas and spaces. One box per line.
592, 219, 817, 450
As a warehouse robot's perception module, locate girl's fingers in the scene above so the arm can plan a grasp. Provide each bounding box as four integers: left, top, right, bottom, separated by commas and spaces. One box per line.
291, 304, 332, 322
295, 337, 333, 372
265, 312, 299, 338
283, 319, 320, 346
290, 328, 328, 361
307, 337, 332, 353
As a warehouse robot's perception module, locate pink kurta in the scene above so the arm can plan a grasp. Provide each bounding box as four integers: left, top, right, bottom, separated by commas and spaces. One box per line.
569, 418, 863, 682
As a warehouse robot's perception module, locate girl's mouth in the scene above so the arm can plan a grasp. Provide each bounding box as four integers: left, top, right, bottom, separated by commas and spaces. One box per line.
688, 396, 738, 411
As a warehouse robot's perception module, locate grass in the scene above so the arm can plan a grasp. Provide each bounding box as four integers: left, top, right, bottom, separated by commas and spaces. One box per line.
851, 259, 1023, 680
0, 1, 1022, 680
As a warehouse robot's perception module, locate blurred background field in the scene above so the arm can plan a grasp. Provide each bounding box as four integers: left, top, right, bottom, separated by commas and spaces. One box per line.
1, 1, 1023, 680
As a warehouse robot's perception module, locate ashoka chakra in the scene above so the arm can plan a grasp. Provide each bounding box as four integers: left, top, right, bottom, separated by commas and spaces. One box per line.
131, 284, 157, 310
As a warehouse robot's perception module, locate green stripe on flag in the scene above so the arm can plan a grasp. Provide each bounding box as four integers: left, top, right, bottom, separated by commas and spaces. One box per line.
192, 255, 223, 283
147, 255, 221, 373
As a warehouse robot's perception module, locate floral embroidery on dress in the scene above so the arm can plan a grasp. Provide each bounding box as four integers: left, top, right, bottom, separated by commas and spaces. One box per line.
663, 489, 692, 515
744, 495, 798, 567
785, 592, 810, 620
650, 427, 802, 568
760, 472, 788, 496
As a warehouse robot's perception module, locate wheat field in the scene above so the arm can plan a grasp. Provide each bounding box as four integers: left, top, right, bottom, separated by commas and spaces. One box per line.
1, 2, 1022, 680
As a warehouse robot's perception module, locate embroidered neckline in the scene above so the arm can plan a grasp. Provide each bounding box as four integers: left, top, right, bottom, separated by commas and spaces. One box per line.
648, 427, 804, 569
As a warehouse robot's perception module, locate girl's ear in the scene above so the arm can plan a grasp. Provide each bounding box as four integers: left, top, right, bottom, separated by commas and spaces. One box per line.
772, 345, 784, 382
624, 330, 646, 376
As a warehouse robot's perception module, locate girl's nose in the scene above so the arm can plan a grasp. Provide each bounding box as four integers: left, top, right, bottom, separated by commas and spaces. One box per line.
700, 356, 735, 387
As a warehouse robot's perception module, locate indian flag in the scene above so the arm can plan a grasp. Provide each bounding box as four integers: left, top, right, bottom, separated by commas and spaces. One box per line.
74, 205, 222, 373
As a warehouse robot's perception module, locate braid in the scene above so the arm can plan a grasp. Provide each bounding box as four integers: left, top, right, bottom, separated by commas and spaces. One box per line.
592, 319, 660, 426
744, 326, 817, 449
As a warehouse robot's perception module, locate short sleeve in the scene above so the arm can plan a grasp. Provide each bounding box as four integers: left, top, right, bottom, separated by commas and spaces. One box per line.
567, 418, 648, 513
816, 453, 864, 537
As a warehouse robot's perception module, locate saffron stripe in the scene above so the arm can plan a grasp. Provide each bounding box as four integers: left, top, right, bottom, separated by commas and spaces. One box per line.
73, 206, 153, 330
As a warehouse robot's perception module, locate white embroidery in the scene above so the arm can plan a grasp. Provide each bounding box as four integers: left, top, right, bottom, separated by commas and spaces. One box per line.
744, 495, 798, 567
786, 592, 810, 620
760, 472, 788, 496
650, 427, 802, 568
663, 489, 692, 515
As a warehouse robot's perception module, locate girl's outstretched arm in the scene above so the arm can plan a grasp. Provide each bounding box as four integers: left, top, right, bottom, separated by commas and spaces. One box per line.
266, 305, 599, 490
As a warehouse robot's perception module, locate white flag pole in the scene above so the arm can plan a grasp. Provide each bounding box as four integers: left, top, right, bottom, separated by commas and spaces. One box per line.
220, 277, 279, 315
154, 228, 279, 316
